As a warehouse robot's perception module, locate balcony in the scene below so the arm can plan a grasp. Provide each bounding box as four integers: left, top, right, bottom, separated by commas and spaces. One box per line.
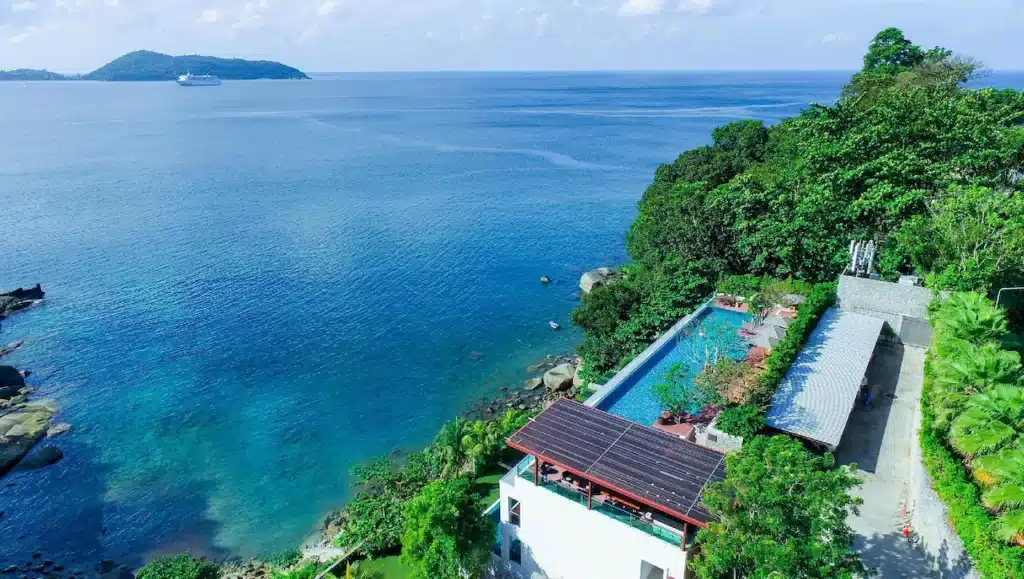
516, 456, 695, 549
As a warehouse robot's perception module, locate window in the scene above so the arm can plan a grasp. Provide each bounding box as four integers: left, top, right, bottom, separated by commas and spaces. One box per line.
508, 497, 521, 527
707, 433, 719, 443
510, 537, 522, 565
640, 561, 665, 579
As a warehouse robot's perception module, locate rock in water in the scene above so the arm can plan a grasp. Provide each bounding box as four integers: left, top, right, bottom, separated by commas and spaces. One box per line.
18, 446, 63, 469
540, 276, 551, 284
524, 378, 544, 391
0, 366, 25, 389
46, 424, 71, 438
0, 402, 56, 475
543, 363, 577, 392
579, 267, 619, 294
0, 285, 44, 318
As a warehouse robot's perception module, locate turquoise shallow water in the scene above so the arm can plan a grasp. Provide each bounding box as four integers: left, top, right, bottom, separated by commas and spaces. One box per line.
0, 71, 895, 565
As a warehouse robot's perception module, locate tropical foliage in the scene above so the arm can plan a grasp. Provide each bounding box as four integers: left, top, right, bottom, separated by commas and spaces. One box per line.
136, 554, 220, 579
691, 436, 865, 579
715, 282, 836, 438
337, 410, 527, 558
399, 477, 495, 579
926, 293, 1024, 549
572, 26, 1024, 378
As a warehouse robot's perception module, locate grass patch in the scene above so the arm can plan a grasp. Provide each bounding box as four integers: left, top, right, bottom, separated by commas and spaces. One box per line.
359, 556, 412, 579
473, 472, 503, 510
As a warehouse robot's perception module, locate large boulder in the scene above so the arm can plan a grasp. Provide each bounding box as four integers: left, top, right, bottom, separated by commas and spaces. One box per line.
18, 445, 63, 469
0, 366, 24, 388
544, 364, 576, 392
0, 284, 44, 318
0, 402, 55, 475
524, 377, 544, 391
579, 267, 618, 294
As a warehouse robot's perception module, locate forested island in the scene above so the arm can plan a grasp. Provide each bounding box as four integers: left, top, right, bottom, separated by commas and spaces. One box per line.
0, 50, 308, 82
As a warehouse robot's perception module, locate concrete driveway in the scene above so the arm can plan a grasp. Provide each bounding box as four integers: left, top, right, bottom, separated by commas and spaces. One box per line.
836, 344, 937, 578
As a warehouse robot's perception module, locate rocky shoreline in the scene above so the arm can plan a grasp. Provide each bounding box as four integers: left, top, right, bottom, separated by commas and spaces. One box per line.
0, 285, 66, 478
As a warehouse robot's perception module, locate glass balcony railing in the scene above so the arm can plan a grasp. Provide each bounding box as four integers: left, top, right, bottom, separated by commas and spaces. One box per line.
516, 456, 691, 548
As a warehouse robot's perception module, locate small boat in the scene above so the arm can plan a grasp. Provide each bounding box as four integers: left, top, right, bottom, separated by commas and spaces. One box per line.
549, 321, 561, 330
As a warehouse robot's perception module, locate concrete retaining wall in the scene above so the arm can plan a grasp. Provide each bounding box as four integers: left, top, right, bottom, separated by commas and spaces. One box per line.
837, 276, 935, 346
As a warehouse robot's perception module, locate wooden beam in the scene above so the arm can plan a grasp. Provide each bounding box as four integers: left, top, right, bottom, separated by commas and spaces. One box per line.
681, 522, 689, 551
533, 455, 539, 486
587, 482, 593, 510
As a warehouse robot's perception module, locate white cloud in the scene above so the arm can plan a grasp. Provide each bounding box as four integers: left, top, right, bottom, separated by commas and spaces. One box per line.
103, 0, 119, 7
535, 12, 548, 37
8, 24, 38, 43
197, 8, 218, 23
10, 1, 37, 12
679, 0, 712, 14
316, 0, 337, 16
619, 0, 664, 17
821, 32, 852, 44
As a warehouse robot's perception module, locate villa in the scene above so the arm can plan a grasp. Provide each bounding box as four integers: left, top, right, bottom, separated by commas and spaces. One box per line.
492, 299, 750, 579
490, 273, 929, 579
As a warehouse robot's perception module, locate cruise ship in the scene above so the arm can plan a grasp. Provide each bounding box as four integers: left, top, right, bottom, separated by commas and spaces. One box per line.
176, 73, 221, 86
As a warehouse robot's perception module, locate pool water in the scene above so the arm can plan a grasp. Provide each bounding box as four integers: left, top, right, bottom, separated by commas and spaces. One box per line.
598, 307, 751, 426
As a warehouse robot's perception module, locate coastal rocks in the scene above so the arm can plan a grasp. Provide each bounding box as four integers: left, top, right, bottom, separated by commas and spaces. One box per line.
0, 401, 56, 475
0, 341, 23, 359
579, 267, 620, 294
0, 366, 25, 389
0, 285, 44, 319
524, 377, 544, 391
543, 364, 576, 392
19, 445, 63, 469
46, 423, 71, 438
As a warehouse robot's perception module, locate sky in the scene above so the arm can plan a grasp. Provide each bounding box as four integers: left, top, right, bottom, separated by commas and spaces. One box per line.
1, 0, 1022, 72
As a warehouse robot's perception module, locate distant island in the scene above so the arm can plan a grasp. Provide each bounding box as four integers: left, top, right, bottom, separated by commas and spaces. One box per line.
0, 50, 309, 82
0, 69, 75, 81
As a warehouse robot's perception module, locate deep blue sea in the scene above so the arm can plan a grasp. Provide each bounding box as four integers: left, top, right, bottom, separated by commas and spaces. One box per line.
0, 71, 1018, 568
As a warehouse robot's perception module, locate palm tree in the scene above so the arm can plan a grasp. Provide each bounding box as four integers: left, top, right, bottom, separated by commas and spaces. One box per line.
462, 420, 500, 474
931, 342, 1022, 430
949, 384, 1024, 456
434, 418, 470, 478
498, 409, 528, 436
973, 447, 1024, 544
933, 292, 1009, 344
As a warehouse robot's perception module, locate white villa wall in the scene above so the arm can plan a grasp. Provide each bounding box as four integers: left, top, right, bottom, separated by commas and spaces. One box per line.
497, 467, 691, 579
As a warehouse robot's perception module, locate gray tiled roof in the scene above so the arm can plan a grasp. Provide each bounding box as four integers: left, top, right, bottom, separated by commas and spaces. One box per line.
765, 308, 883, 448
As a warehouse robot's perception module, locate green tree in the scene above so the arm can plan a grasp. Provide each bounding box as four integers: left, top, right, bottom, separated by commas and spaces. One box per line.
400, 478, 494, 579
949, 384, 1024, 456
435, 418, 471, 478
861, 27, 926, 75
691, 436, 865, 579
136, 554, 219, 579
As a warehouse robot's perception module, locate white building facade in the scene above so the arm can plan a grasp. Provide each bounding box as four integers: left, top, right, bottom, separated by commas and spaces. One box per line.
492, 461, 693, 579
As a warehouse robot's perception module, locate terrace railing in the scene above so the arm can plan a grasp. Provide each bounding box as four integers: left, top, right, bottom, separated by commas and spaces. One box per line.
516, 456, 690, 549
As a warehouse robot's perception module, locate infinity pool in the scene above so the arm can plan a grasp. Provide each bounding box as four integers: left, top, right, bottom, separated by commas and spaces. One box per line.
596, 307, 751, 426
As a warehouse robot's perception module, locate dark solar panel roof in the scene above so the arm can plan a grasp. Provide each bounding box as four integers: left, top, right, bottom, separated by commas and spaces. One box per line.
507, 399, 727, 527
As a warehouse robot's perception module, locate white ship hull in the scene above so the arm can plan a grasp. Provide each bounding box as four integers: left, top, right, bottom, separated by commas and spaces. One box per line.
176, 74, 221, 86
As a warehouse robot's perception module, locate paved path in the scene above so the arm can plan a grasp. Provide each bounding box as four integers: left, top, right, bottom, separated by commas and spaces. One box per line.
836, 344, 937, 578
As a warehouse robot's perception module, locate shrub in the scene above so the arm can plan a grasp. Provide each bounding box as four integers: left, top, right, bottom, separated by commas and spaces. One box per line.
715, 404, 765, 440
717, 282, 836, 439
136, 554, 220, 579
920, 357, 1024, 577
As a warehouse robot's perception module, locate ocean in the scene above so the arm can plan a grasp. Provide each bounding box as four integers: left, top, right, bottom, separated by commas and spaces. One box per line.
1, 71, 1011, 567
